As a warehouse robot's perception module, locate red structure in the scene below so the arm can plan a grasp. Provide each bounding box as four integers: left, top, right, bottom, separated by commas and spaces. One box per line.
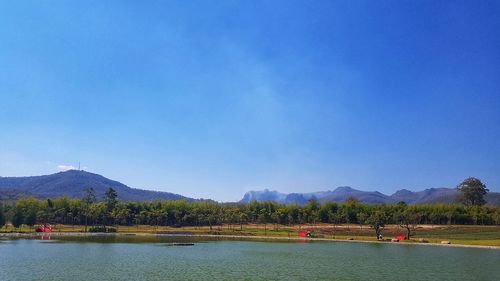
35, 224, 52, 233
395, 234, 406, 241
298, 231, 311, 237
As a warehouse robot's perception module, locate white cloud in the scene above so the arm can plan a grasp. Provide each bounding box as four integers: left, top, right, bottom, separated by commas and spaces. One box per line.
57, 165, 76, 172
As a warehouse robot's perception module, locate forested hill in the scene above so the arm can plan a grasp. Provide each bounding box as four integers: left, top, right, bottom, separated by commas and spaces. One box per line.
0, 170, 192, 202
241, 187, 500, 206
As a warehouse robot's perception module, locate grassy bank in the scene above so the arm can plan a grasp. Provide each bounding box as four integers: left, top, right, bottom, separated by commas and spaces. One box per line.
1, 224, 499, 247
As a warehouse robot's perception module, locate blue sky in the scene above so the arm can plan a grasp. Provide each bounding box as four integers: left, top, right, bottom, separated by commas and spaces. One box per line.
1, 1, 499, 201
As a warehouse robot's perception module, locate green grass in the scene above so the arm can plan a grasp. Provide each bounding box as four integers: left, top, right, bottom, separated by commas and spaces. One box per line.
2, 224, 499, 247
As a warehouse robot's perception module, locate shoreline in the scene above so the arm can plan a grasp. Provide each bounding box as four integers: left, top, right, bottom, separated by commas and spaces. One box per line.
2, 232, 499, 250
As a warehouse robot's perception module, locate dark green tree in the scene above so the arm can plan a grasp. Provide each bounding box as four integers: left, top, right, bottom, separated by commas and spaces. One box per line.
457, 177, 489, 206
47, 199, 54, 209
0, 203, 5, 228
104, 188, 118, 211
12, 206, 24, 229
104, 187, 118, 224
83, 187, 96, 232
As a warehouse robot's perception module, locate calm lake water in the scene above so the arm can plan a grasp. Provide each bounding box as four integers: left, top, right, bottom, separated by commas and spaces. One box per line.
1, 235, 499, 281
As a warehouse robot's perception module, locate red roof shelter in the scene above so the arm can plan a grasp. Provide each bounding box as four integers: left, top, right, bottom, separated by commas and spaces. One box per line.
395, 234, 406, 241
35, 224, 52, 233
298, 231, 311, 237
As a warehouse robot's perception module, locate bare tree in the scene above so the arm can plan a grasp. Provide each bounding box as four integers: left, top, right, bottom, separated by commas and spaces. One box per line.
394, 210, 421, 240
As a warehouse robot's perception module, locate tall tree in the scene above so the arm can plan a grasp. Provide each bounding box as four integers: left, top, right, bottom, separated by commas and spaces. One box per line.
104, 188, 118, 211
457, 177, 489, 206
82, 187, 96, 232
12, 205, 24, 229
104, 188, 118, 224
0, 203, 5, 228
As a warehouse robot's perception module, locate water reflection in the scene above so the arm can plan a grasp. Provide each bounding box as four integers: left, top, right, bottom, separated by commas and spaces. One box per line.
1, 233, 313, 244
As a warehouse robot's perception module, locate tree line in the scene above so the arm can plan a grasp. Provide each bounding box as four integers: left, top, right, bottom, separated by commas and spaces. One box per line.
0, 177, 497, 237
1, 191, 499, 229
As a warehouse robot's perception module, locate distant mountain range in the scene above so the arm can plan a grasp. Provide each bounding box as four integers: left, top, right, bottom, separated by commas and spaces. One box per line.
240, 187, 500, 206
1, 170, 499, 205
0, 170, 192, 202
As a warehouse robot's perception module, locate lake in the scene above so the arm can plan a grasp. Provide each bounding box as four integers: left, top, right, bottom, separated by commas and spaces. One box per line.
1, 235, 499, 280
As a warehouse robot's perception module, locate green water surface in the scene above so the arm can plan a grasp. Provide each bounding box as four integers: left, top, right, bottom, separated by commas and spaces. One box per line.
0, 235, 498, 281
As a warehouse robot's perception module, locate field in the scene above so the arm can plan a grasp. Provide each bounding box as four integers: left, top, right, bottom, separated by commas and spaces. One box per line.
2, 223, 500, 247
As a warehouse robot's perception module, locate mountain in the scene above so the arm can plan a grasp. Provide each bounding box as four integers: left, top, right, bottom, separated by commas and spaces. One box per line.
320, 186, 393, 204
240, 187, 395, 205
0, 170, 192, 201
390, 188, 459, 204
240, 189, 287, 203
240, 186, 500, 205
2, 171, 499, 205
391, 188, 499, 205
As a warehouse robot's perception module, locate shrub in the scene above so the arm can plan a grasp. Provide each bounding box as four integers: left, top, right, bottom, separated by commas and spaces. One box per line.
88, 226, 117, 233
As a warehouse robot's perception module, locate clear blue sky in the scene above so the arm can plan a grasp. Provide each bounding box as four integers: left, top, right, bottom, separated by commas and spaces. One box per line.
1, 1, 499, 201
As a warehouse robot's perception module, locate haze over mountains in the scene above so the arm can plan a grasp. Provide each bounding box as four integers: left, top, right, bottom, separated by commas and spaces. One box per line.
1, 170, 498, 205
240, 187, 500, 206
